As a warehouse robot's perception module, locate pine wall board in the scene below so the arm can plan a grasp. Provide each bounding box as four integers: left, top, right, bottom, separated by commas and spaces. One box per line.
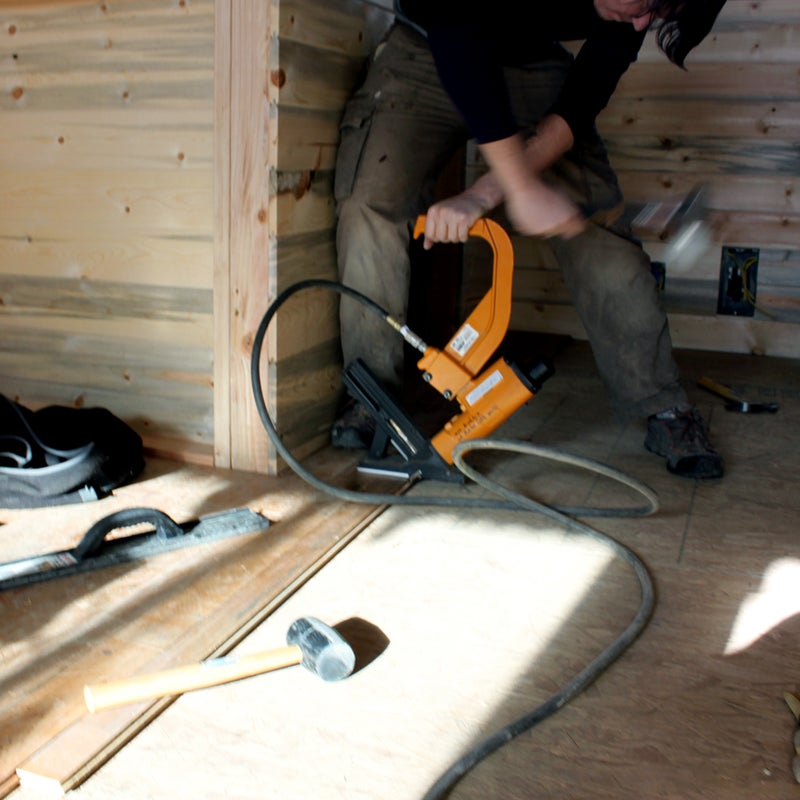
213, 0, 392, 473
0, 0, 216, 461
0, 0, 393, 473
263, 0, 392, 465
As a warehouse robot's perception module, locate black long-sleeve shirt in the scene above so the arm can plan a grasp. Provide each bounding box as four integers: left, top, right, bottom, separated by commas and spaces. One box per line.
396, 0, 646, 143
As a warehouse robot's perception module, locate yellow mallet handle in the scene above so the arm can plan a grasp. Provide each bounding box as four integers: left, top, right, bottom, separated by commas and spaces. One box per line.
84, 644, 302, 713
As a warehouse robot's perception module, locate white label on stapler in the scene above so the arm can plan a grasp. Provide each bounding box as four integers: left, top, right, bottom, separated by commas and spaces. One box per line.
449, 324, 479, 357
466, 369, 503, 407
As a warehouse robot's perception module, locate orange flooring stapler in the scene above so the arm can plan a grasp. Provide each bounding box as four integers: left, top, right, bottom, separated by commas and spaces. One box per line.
342, 216, 553, 481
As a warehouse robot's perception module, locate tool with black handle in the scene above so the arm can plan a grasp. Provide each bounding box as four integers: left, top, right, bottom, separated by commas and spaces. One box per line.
0, 506, 271, 591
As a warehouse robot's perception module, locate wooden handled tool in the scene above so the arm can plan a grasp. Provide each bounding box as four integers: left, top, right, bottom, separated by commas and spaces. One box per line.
84, 616, 355, 713
697, 376, 779, 413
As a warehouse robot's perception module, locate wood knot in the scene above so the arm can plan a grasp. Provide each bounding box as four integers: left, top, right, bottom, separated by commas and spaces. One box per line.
270, 69, 286, 88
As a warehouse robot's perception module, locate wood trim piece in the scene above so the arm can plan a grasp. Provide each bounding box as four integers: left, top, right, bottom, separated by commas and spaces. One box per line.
214, 0, 276, 473
213, 0, 233, 468
511, 301, 800, 359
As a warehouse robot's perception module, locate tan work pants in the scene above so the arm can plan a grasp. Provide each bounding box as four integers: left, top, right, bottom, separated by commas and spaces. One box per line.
335, 23, 687, 420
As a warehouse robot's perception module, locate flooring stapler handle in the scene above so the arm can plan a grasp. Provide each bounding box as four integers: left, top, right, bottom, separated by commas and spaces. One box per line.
413, 214, 511, 250
413, 215, 515, 385
74, 508, 184, 561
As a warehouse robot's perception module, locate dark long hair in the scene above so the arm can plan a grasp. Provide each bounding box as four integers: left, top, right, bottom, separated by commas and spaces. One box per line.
651, 0, 728, 68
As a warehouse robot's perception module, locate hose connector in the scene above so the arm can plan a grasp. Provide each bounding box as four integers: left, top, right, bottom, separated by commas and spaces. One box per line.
385, 316, 428, 354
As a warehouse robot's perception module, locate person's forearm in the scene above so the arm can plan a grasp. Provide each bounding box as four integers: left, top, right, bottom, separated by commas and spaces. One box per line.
475, 114, 582, 238
479, 114, 575, 190
523, 113, 575, 171
462, 114, 576, 210
458, 171, 504, 215
423, 114, 582, 244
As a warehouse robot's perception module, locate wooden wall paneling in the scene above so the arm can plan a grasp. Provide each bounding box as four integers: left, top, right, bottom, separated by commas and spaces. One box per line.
509, 301, 800, 359
1, 170, 212, 238
266, 0, 393, 466
601, 0, 800, 346
278, 0, 393, 55
215, 0, 276, 473
0, 0, 216, 461
275, 38, 371, 111
596, 97, 800, 141
275, 106, 342, 171
612, 62, 796, 96
272, 231, 340, 459
0, 112, 214, 174
0, 0, 393, 474
716, 0, 800, 23
213, 0, 233, 469
213, 0, 393, 473
0, 234, 214, 287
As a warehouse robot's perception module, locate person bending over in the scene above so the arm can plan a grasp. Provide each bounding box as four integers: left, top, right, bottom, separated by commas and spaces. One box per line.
333, 0, 727, 479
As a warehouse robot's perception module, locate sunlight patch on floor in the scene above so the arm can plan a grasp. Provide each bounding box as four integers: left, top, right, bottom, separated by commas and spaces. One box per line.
724, 557, 800, 655
334, 508, 621, 782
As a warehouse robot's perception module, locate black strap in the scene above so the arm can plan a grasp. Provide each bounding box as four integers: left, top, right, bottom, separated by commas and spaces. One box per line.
74, 508, 184, 560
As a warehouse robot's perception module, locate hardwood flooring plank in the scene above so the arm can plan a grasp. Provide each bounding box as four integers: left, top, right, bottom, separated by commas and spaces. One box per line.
0, 453, 395, 797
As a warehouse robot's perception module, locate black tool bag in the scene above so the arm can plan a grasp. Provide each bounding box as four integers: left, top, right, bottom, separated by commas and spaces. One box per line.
0, 394, 145, 508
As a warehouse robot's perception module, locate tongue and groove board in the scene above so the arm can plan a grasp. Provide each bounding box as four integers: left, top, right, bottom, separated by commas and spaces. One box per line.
0, 454, 391, 797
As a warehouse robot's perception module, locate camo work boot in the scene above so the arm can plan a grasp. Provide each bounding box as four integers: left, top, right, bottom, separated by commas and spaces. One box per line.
645, 404, 724, 479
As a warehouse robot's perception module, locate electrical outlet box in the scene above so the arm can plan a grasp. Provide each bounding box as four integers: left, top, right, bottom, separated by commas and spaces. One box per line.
717, 246, 759, 317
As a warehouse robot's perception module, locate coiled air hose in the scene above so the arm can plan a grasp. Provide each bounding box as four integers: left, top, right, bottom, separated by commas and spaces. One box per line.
250, 278, 657, 799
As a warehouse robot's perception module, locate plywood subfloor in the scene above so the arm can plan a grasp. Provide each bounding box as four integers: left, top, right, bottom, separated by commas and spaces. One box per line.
6, 341, 800, 799
0, 449, 397, 797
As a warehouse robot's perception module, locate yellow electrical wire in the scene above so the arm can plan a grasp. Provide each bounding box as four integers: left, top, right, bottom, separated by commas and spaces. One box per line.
735, 252, 778, 320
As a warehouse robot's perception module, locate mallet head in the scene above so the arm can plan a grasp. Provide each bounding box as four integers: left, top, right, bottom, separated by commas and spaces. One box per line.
286, 616, 355, 682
